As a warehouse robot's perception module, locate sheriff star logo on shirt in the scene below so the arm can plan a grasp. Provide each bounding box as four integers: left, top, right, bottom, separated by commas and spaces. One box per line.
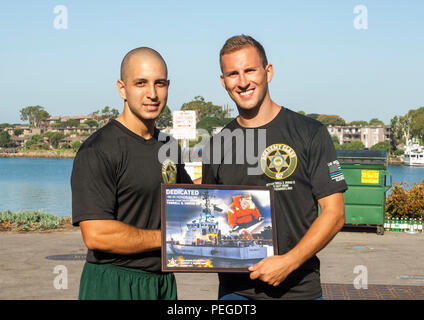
260, 144, 297, 180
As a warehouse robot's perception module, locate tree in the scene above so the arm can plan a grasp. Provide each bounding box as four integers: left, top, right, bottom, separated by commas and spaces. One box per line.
340, 140, 365, 150
408, 107, 424, 141
390, 107, 424, 146
0, 123, 12, 130
331, 135, 340, 144
13, 129, 23, 136
25, 134, 42, 148
20, 106, 50, 128
84, 119, 99, 128
331, 135, 341, 150
181, 96, 227, 121
394, 149, 404, 156
102, 106, 110, 116
91, 110, 100, 121
369, 118, 385, 126
348, 120, 368, 126
390, 115, 408, 146
317, 114, 346, 126
65, 119, 80, 127
297, 110, 306, 115
0, 131, 11, 147
91, 106, 120, 127
71, 140, 82, 152
156, 105, 172, 128
44, 132, 65, 149
371, 141, 391, 152
306, 113, 320, 120
100, 106, 119, 119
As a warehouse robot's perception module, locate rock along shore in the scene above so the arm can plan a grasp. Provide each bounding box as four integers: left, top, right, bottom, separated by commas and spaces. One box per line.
388, 157, 403, 165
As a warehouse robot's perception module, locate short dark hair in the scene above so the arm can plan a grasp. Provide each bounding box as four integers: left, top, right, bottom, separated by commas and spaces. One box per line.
219, 35, 268, 71
120, 47, 167, 82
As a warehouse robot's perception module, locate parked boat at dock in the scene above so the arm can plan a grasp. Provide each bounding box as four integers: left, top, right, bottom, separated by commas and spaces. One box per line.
403, 138, 424, 166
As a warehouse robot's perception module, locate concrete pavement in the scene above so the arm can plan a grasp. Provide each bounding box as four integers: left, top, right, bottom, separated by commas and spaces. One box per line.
0, 228, 423, 300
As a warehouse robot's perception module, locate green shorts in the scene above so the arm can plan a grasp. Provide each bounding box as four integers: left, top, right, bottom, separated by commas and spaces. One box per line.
78, 262, 177, 300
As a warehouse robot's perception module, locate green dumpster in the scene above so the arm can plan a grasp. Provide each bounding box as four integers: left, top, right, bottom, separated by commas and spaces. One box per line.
336, 150, 392, 235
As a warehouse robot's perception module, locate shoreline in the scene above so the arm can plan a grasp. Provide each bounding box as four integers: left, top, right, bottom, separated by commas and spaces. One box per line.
388, 157, 403, 165
0, 151, 75, 159
0, 151, 406, 164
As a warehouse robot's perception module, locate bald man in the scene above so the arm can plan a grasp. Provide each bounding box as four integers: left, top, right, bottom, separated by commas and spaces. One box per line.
71, 47, 192, 300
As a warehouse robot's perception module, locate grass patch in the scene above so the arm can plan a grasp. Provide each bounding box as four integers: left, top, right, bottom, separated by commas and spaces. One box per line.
0, 210, 73, 232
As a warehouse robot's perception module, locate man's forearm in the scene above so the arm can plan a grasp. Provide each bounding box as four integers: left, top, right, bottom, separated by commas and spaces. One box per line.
80, 220, 161, 255
285, 196, 345, 272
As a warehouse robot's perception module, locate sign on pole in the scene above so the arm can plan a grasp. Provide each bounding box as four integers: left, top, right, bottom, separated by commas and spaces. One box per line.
172, 110, 197, 140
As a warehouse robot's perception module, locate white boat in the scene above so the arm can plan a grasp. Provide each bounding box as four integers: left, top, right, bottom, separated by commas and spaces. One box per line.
403, 138, 424, 166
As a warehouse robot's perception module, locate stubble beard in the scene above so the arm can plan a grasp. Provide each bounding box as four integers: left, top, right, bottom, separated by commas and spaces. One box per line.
234, 84, 269, 120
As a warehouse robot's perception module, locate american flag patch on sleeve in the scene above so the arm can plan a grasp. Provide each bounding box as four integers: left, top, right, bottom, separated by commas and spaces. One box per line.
327, 160, 345, 182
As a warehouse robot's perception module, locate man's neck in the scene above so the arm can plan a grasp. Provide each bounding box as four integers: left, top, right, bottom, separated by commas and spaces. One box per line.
236, 97, 281, 128
116, 106, 155, 140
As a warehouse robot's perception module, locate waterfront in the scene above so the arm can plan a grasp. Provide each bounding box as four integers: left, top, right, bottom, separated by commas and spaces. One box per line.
0, 158, 73, 217
386, 165, 424, 187
0, 158, 423, 218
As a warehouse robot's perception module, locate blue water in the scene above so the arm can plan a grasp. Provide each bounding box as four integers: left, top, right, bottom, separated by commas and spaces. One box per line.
386, 165, 424, 187
0, 158, 73, 217
0, 158, 423, 217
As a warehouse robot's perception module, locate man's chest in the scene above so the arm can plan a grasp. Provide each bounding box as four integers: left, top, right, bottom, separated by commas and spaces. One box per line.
216, 134, 309, 191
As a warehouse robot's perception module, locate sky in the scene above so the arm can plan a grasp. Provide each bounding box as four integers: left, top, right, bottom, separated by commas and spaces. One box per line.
0, 0, 423, 125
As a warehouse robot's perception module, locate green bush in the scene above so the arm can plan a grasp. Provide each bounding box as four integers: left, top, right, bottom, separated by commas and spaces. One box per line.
13, 129, 23, 136
70, 140, 82, 152
339, 141, 365, 150
385, 179, 424, 219
44, 131, 65, 149
371, 141, 391, 152
0, 131, 11, 147
394, 149, 404, 156
0, 210, 71, 231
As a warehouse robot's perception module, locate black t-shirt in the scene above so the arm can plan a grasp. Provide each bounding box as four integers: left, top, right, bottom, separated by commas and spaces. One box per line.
71, 119, 192, 272
202, 106, 347, 299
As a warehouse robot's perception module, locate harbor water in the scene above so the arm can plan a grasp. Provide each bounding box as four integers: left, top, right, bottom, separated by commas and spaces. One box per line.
0, 158, 423, 217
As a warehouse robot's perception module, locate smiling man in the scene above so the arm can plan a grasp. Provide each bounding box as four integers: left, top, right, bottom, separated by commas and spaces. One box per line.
71, 47, 192, 300
202, 35, 347, 300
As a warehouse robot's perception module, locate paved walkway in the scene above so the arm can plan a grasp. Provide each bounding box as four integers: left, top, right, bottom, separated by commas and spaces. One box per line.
0, 229, 423, 300
322, 284, 424, 300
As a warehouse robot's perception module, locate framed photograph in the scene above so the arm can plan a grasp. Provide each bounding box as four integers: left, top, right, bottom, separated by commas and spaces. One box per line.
161, 184, 277, 273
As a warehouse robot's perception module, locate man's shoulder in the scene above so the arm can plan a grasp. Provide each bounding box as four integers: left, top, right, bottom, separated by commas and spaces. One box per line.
277, 107, 328, 143
77, 121, 121, 157
283, 107, 324, 131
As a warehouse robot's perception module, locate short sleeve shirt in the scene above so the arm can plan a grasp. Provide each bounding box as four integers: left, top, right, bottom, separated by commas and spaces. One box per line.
202, 107, 347, 299
71, 120, 192, 272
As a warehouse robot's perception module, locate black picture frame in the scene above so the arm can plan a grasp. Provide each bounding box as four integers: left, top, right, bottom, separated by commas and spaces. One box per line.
161, 184, 278, 273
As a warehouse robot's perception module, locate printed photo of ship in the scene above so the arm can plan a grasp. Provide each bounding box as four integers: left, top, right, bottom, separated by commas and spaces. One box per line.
161, 185, 276, 272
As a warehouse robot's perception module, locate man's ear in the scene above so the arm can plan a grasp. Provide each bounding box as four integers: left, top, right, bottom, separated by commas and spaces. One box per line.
220, 74, 226, 90
117, 80, 127, 100
265, 64, 274, 83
